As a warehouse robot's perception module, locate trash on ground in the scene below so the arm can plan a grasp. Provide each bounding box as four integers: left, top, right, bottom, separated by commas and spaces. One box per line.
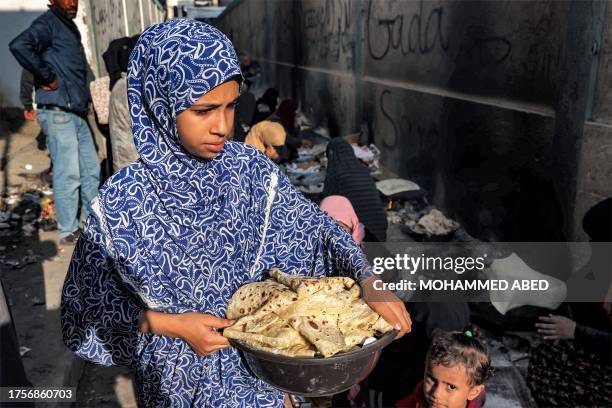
31, 296, 44, 306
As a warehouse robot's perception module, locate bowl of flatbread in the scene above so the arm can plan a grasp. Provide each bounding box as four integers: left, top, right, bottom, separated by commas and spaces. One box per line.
223, 269, 396, 396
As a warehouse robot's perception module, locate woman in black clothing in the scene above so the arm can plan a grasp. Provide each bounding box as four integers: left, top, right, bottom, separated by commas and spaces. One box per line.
322, 138, 388, 242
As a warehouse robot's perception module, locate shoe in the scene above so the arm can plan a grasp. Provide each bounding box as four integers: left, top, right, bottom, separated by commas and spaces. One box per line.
59, 229, 81, 246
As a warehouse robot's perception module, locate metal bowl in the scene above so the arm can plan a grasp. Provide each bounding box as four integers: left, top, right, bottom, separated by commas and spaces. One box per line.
230, 330, 397, 397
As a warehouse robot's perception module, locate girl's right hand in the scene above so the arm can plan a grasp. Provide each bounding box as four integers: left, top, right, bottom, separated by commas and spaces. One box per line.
138, 309, 235, 356
177, 312, 235, 356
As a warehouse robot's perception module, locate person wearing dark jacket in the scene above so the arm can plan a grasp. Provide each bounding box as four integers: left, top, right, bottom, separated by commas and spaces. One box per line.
322, 137, 388, 241
9, 0, 100, 245
103, 34, 140, 91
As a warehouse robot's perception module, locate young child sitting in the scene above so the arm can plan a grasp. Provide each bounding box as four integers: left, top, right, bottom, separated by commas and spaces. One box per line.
397, 330, 493, 408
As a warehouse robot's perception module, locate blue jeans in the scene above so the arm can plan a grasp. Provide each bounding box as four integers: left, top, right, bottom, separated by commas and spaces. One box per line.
37, 109, 100, 237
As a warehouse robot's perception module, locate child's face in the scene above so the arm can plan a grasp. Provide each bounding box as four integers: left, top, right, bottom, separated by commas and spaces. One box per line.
423, 362, 484, 408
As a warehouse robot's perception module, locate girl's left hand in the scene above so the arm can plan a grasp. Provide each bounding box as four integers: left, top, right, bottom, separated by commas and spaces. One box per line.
360, 276, 411, 339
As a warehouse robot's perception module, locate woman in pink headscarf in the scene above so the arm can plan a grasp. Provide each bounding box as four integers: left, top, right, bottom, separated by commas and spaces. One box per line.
320, 195, 366, 245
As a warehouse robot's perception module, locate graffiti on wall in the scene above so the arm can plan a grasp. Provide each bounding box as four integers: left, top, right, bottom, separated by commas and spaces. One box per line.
377, 88, 440, 151
301, 0, 354, 66
365, 0, 562, 97
366, 0, 449, 60
516, 15, 563, 88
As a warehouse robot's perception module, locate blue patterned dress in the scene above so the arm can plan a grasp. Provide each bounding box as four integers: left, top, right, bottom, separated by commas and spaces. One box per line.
61, 20, 373, 407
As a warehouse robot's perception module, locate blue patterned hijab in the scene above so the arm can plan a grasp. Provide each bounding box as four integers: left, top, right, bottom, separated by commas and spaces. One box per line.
127, 18, 242, 203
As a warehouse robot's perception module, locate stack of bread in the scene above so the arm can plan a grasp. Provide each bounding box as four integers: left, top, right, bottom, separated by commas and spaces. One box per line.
223, 269, 392, 358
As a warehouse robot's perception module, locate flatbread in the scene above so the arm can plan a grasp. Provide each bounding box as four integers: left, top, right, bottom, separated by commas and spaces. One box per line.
289, 316, 354, 357
269, 268, 355, 297
224, 269, 393, 357
338, 300, 381, 334
284, 289, 351, 317
226, 280, 294, 319
225, 323, 312, 351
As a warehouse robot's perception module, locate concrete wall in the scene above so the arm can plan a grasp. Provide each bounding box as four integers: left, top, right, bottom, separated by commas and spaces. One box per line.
592, 5, 612, 125
82, 0, 166, 77
216, 0, 612, 241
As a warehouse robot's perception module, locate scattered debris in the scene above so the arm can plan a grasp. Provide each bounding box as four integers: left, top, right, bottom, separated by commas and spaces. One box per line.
285, 142, 329, 198
38, 197, 57, 231
22, 224, 37, 236
0, 259, 21, 268
31, 296, 44, 306
301, 171, 326, 187
406, 209, 460, 236
0, 185, 57, 244
297, 184, 324, 194
297, 143, 327, 159
0, 253, 41, 269
352, 144, 374, 162
286, 162, 321, 177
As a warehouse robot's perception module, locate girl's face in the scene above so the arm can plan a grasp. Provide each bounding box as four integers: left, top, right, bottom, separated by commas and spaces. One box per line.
176, 80, 239, 160
423, 362, 484, 408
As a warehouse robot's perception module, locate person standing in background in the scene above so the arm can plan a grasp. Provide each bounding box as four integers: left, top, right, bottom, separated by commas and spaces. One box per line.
104, 35, 140, 172
9, 0, 100, 245
108, 72, 138, 173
